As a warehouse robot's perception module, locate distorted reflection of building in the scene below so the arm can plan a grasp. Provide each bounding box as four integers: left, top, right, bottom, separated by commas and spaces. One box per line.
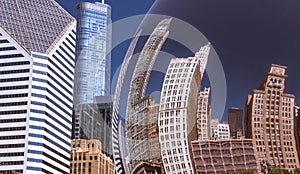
131, 161, 162, 174
158, 43, 211, 174
70, 139, 115, 174
72, 96, 113, 158
191, 139, 258, 174
126, 18, 171, 171
244, 64, 300, 171
197, 87, 211, 140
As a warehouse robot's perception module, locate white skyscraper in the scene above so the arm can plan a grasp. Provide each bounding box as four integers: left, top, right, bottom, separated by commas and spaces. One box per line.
216, 123, 230, 140
197, 87, 211, 140
0, 1, 76, 173
158, 43, 211, 174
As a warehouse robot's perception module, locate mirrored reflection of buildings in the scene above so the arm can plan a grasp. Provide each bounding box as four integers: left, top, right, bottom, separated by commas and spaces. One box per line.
158, 43, 211, 174
244, 64, 300, 171
197, 87, 211, 140
191, 139, 258, 174
72, 96, 113, 158
295, 106, 300, 166
70, 139, 115, 174
228, 108, 243, 139
126, 18, 171, 173
210, 118, 219, 139
0, 0, 76, 173
216, 122, 230, 140
73, 1, 112, 105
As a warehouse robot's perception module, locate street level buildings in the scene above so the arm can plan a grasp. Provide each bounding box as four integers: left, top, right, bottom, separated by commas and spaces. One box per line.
191, 139, 258, 174
244, 64, 300, 171
126, 19, 171, 171
70, 139, 115, 174
0, 0, 76, 173
197, 87, 211, 140
228, 108, 243, 139
158, 43, 211, 174
73, 1, 112, 105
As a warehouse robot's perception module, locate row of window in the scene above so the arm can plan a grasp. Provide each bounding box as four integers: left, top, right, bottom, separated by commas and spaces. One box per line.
28, 149, 69, 168
0, 77, 29, 83
0, 126, 26, 132
0, 110, 27, 115
0, 46, 16, 51
0, 135, 25, 140
0, 39, 9, 43
0, 85, 28, 91
0, 68, 30, 75
0, 53, 24, 59
0, 143, 25, 149
0, 118, 26, 123
0, 101, 27, 107
0, 152, 24, 157
0, 161, 23, 166
0, 61, 30, 67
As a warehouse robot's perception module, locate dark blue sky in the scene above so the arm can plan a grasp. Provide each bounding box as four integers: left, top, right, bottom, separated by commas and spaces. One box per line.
56, 0, 300, 121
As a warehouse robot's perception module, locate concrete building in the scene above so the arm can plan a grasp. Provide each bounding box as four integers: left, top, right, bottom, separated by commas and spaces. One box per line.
244, 64, 300, 171
191, 139, 258, 174
72, 96, 113, 158
158, 43, 211, 174
0, 0, 76, 173
131, 161, 162, 174
228, 108, 243, 139
126, 18, 171, 171
197, 87, 211, 140
216, 122, 230, 140
295, 106, 300, 167
73, 1, 112, 105
70, 139, 115, 174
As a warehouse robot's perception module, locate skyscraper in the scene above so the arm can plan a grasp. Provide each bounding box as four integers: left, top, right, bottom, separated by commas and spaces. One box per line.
244, 64, 300, 171
74, 1, 112, 105
158, 43, 210, 174
72, 96, 113, 158
126, 18, 171, 170
228, 108, 243, 139
215, 122, 230, 140
0, 0, 76, 173
197, 87, 211, 140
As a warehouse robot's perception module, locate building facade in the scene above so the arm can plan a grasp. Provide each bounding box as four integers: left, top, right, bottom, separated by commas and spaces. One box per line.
72, 96, 113, 158
158, 43, 210, 174
74, 1, 112, 105
126, 18, 171, 170
197, 87, 211, 140
70, 139, 115, 174
210, 118, 219, 139
228, 108, 243, 139
244, 64, 300, 171
191, 139, 258, 174
0, 0, 76, 173
216, 123, 230, 140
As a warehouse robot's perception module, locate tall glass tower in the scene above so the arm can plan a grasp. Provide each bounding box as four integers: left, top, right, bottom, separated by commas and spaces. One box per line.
74, 2, 112, 105
0, 0, 76, 173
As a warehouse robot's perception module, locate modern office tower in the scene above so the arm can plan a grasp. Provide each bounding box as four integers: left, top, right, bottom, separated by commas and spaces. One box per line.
126, 18, 171, 170
244, 64, 300, 170
191, 139, 258, 173
72, 96, 113, 158
0, 0, 76, 173
215, 122, 230, 140
159, 43, 211, 174
228, 108, 243, 139
70, 139, 115, 174
210, 118, 219, 139
74, 1, 112, 105
112, 29, 142, 174
197, 87, 211, 140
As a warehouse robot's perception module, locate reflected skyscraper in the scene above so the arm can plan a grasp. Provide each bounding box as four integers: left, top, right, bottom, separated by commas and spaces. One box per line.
0, 0, 76, 173
74, 1, 112, 105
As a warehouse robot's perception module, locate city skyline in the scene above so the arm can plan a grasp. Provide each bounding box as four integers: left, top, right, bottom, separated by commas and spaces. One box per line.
57, 0, 300, 121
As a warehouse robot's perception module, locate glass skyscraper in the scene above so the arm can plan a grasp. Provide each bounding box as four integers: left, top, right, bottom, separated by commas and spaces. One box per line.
74, 2, 112, 105
0, 0, 76, 173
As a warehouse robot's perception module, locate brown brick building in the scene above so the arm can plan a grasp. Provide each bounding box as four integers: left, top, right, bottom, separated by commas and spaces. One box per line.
244, 64, 300, 171
228, 107, 243, 139
191, 139, 258, 174
70, 139, 115, 174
